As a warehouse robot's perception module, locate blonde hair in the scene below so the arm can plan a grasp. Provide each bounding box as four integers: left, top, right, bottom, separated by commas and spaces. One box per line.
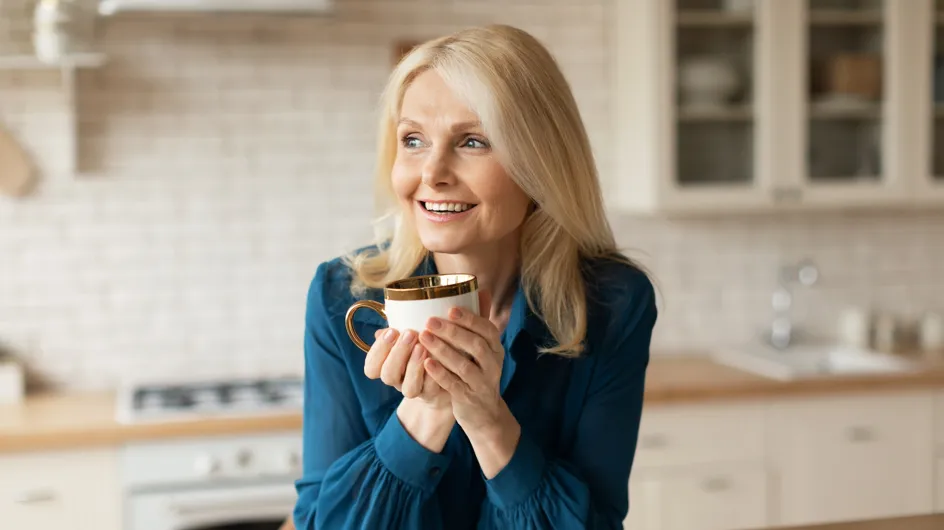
346, 24, 644, 357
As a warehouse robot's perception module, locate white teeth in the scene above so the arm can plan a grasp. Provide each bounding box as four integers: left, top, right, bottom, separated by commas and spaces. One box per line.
424, 202, 473, 213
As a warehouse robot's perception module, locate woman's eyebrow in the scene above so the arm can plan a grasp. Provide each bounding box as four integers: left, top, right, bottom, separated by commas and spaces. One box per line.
397, 117, 482, 132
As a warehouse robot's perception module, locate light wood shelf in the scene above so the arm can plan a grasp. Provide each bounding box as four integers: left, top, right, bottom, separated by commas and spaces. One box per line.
809, 9, 883, 26
676, 10, 753, 28
0, 53, 106, 70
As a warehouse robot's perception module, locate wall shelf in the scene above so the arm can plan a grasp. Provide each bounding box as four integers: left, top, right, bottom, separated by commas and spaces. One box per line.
0, 52, 107, 70
0, 52, 107, 176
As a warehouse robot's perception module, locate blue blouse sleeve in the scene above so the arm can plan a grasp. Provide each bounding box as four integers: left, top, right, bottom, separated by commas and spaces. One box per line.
293, 262, 450, 530
478, 276, 657, 530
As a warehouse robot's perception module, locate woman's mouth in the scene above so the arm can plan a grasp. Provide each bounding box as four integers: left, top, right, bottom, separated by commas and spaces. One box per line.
417, 201, 478, 223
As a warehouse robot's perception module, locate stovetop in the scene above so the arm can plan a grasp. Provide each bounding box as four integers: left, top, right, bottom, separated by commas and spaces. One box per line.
115, 376, 304, 424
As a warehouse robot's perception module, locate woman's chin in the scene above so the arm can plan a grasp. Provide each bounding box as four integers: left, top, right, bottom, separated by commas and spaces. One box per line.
418, 232, 473, 255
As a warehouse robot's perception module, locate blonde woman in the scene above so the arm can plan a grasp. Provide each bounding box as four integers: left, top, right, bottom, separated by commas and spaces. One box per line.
293, 24, 658, 530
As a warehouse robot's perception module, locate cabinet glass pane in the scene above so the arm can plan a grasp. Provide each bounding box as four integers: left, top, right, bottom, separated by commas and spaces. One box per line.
676, 0, 754, 186
807, 0, 884, 182
933, 1, 944, 180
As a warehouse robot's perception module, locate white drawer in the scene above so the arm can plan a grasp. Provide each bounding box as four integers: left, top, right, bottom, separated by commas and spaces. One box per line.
0, 448, 122, 530
634, 402, 766, 469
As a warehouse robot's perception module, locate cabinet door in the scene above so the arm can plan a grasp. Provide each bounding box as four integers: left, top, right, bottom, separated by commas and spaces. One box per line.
768, 392, 935, 527
625, 473, 662, 530
0, 448, 122, 530
612, 0, 778, 215
936, 458, 944, 512
784, 0, 915, 208
624, 464, 768, 530
913, 0, 944, 205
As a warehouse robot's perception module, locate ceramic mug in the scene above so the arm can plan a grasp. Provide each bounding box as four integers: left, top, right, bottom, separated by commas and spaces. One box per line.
344, 273, 480, 353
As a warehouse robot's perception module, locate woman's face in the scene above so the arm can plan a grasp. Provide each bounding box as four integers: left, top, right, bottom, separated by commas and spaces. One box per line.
391, 70, 532, 255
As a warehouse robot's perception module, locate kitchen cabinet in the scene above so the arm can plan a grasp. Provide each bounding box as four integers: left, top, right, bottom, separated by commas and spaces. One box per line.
625, 391, 939, 530
627, 463, 768, 530
625, 402, 770, 530
611, 0, 943, 215
917, 0, 944, 205
769, 391, 935, 527
0, 448, 122, 530
936, 458, 944, 512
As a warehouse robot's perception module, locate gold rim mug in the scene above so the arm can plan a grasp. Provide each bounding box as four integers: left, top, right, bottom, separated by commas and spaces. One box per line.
344, 273, 479, 353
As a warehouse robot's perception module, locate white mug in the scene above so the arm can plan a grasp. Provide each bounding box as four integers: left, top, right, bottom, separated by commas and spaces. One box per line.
344, 273, 480, 353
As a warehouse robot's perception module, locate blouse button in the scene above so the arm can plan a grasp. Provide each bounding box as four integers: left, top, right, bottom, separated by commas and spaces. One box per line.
429, 466, 441, 477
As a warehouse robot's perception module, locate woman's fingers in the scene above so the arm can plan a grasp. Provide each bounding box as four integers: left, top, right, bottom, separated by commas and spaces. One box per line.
364, 328, 396, 379
426, 317, 498, 372
380, 329, 418, 389
400, 344, 426, 398
419, 330, 478, 390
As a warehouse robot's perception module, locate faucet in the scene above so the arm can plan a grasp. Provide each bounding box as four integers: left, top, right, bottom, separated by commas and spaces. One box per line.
768, 259, 819, 350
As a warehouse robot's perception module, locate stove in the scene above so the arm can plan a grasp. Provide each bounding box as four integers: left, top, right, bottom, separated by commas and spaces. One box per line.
115, 376, 304, 424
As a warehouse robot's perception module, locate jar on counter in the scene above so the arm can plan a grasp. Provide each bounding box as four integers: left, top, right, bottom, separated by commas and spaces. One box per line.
871, 312, 900, 353
920, 312, 944, 358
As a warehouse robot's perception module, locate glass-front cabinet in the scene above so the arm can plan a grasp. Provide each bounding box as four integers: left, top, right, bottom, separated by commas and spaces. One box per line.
806, 0, 884, 185
611, 0, 941, 215
674, 0, 755, 189
928, 0, 944, 198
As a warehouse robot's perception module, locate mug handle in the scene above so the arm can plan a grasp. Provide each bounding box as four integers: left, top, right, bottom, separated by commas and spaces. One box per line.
344, 300, 387, 353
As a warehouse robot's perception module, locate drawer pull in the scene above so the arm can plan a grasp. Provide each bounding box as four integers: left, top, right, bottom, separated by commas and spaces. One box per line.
846, 426, 876, 443
14, 489, 57, 505
701, 477, 731, 492
638, 434, 668, 450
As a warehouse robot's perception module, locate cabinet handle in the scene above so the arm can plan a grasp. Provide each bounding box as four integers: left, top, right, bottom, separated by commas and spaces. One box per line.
772, 187, 803, 203
846, 425, 876, 443
638, 433, 668, 450
701, 477, 731, 492
14, 489, 57, 505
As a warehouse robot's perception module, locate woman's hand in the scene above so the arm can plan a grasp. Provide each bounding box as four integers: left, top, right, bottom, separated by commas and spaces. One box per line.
418, 291, 507, 432
364, 327, 450, 410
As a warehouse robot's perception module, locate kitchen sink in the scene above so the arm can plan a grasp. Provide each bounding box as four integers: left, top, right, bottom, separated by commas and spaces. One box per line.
711, 343, 920, 381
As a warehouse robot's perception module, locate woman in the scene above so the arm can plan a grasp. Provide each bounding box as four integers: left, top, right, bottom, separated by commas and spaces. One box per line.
292, 24, 657, 530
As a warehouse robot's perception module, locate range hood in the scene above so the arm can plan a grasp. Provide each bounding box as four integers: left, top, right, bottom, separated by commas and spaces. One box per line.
99, 0, 334, 15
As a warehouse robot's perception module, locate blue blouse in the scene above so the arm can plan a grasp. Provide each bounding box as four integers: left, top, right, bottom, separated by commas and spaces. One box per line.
293, 250, 657, 529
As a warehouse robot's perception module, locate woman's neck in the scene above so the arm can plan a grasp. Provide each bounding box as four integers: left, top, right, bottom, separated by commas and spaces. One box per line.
432, 239, 520, 330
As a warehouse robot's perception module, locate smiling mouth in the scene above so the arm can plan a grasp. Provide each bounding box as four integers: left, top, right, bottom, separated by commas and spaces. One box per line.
420, 201, 478, 214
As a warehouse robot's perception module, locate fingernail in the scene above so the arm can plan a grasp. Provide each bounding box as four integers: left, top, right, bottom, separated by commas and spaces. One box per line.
384, 329, 397, 342
411, 344, 423, 360
420, 330, 436, 343
402, 329, 416, 342
427, 318, 442, 330
449, 308, 463, 320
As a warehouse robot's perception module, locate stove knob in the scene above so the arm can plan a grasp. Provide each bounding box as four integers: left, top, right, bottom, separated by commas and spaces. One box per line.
193, 455, 220, 477
282, 450, 301, 473
235, 449, 254, 469
285, 451, 302, 471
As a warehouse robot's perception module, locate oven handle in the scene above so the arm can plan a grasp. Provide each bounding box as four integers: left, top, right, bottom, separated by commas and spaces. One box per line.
170, 493, 297, 517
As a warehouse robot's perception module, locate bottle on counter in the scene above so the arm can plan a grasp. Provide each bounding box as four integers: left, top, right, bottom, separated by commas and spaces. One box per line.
920, 312, 944, 359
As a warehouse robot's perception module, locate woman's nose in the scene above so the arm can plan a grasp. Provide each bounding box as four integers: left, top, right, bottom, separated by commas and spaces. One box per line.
420, 147, 457, 187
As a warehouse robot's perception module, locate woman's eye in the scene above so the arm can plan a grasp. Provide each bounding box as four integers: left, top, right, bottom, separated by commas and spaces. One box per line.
462, 137, 489, 149
402, 136, 423, 149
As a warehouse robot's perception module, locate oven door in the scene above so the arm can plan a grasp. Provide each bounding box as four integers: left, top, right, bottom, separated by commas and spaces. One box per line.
127, 483, 296, 530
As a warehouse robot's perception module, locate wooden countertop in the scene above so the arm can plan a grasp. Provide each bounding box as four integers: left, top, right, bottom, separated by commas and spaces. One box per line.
761, 513, 944, 529
643, 354, 944, 405
3, 354, 944, 454
0, 391, 302, 454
